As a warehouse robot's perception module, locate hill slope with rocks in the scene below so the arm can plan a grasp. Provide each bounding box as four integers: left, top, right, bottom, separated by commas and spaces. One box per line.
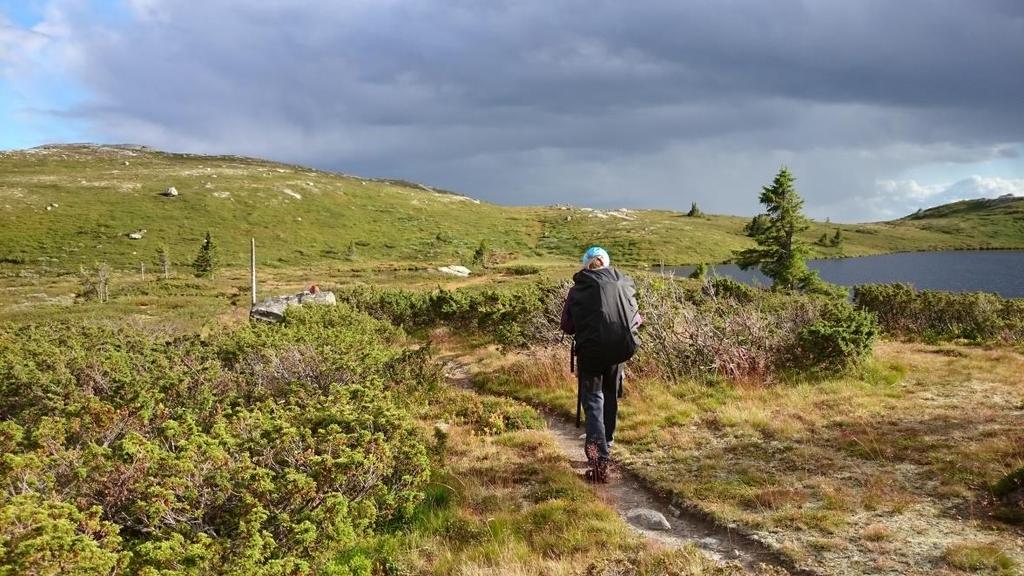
2, 144, 1022, 274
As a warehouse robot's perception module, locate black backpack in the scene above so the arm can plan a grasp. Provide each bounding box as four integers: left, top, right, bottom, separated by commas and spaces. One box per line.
569, 267, 640, 372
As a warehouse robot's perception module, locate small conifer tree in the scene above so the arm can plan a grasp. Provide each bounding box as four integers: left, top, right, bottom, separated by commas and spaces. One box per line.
734, 167, 823, 291
472, 240, 488, 267
687, 202, 703, 217
817, 233, 830, 246
192, 232, 218, 278
688, 262, 708, 280
158, 244, 171, 279
831, 228, 844, 247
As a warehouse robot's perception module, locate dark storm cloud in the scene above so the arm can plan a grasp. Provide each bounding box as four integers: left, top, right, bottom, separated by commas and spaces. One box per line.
33, 0, 1024, 219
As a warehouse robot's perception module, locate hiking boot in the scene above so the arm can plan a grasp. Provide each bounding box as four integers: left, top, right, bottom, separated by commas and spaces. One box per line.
585, 459, 610, 483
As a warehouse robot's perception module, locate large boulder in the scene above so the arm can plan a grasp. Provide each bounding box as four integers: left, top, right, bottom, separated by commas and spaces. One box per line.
438, 265, 471, 277
250, 290, 336, 322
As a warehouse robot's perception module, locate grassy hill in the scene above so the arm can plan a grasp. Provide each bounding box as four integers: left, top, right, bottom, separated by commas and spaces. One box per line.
2, 144, 1023, 275
897, 195, 1024, 243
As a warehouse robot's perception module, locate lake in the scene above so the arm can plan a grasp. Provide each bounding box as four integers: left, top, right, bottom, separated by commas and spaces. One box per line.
660, 250, 1024, 298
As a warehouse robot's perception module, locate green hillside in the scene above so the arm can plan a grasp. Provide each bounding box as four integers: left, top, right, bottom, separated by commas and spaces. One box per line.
2, 144, 1022, 274
897, 195, 1024, 243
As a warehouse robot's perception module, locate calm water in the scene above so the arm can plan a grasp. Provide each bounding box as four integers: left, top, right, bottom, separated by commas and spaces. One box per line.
661, 250, 1024, 298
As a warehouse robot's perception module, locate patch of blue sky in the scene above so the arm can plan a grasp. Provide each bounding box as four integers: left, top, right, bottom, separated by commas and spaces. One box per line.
0, 0, 46, 27
2, 0, 131, 27
0, 0, 136, 149
0, 71, 90, 150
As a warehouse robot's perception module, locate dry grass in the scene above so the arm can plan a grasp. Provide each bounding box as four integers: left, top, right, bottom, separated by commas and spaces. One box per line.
943, 542, 1018, 574
391, 423, 745, 576
474, 341, 1024, 575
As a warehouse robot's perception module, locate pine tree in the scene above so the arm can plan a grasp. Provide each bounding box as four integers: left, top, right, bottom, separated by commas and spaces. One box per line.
817, 233, 830, 246
687, 202, 703, 217
472, 240, 488, 267
734, 167, 821, 291
831, 228, 844, 248
158, 244, 171, 279
688, 262, 708, 280
192, 232, 218, 278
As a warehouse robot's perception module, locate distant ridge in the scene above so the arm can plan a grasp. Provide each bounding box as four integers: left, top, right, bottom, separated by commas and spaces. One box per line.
902, 195, 1024, 220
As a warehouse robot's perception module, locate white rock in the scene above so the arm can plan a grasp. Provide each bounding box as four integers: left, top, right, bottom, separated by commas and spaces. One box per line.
626, 508, 671, 531
128, 229, 146, 240
437, 265, 471, 277
250, 290, 337, 322
282, 188, 302, 200
162, 186, 179, 197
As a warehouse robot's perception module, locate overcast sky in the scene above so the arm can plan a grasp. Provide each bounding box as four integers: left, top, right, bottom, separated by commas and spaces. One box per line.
2, 0, 1022, 221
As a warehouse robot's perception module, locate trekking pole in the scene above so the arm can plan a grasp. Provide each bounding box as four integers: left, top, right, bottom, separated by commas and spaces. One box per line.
572, 338, 582, 428
570, 338, 575, 374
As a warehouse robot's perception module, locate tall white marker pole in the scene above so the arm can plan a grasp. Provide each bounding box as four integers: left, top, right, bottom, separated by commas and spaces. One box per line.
250, 238, 257, 306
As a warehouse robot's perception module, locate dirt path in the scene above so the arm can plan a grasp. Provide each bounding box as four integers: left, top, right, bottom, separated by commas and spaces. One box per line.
444, 360, 812, 576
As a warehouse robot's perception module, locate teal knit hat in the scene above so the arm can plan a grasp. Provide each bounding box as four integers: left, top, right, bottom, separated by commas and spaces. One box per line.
581, 246, 610, 268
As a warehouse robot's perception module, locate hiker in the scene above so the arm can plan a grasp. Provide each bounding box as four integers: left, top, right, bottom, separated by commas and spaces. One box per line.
560, 246, 641, 482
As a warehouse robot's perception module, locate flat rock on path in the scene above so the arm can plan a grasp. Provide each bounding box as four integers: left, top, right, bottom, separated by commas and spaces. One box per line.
626, 508, 672, 531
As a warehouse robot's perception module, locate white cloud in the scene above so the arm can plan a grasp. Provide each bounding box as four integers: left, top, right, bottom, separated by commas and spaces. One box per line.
0, 17, 50, 75
860, 176, 1023, 219
875, 179, 945, 202
812, 174, 1023, 223
945, 175, 1024, 199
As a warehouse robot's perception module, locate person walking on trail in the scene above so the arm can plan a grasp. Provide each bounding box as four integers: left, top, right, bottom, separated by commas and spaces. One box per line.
560, 246, 641, 483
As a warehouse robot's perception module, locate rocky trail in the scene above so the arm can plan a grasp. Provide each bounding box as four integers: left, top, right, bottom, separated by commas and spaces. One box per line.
444, 360, 812, 576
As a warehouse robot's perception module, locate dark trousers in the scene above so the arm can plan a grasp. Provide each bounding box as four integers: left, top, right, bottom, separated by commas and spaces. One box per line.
579, 363, 623, 462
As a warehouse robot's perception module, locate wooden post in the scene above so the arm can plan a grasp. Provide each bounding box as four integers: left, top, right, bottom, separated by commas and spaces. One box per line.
140, 261, 145, 280
250, 238, 257, 306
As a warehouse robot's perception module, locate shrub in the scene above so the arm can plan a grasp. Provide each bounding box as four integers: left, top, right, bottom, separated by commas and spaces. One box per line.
0, 494, 127, 575
336, 281, 569, 349
853, 283, 1024, 343
992, 466, 1024, 525
335, 275, 875, 383
993, 466, 1024, 500
501, 264, 541, 276
0, 305, 432, 574
796, 300, 878, 370
634, 275, 873, 383
77, 262, 112, 303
